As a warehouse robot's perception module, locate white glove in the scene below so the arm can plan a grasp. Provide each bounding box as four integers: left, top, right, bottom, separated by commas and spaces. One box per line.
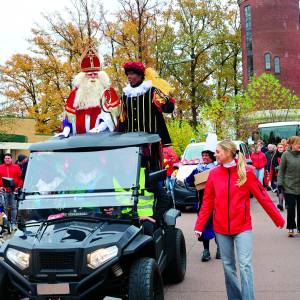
89, 121, 108, 133
54, 126, 71, 138
89, 111, 115, 133
99, 111, 115, 132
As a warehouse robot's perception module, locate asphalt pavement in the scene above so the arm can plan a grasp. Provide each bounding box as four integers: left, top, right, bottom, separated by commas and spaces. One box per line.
2, 192, 299, 300
165, 192, 300, 300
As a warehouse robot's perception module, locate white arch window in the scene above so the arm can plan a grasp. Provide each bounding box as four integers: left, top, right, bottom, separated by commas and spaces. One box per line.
274, 57, 281, 74
264, 53, 271, 70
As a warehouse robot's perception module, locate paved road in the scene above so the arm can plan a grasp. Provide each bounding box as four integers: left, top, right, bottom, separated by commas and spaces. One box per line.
3, 192, 299, 300
165, 193, 300, 300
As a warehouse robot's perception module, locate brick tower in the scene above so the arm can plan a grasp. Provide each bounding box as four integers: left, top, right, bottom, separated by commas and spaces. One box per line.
238, 0, 300, 96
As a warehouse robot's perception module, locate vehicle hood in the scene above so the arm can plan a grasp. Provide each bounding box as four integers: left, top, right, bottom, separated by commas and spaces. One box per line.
3, 219, 139, 252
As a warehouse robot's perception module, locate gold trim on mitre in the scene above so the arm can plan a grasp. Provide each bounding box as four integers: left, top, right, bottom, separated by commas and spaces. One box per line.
80, 42, 101, 73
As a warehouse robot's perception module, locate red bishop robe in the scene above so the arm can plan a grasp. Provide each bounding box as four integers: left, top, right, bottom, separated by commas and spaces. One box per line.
64, 86, 119, 134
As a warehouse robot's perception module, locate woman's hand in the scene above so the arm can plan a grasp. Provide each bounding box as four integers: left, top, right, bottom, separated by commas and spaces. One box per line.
194, 230, 202, 238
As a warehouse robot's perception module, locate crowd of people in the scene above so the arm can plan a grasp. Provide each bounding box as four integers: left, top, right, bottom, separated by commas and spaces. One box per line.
250, 138, 300, 237
164, 135, 299, 300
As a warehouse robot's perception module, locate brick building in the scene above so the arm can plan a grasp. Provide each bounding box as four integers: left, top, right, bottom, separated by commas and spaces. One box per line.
0, 118, 50, 162
238, 0, 300, 97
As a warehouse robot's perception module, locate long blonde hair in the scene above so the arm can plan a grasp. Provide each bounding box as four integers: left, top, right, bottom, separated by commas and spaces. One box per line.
218, 140, 247, 186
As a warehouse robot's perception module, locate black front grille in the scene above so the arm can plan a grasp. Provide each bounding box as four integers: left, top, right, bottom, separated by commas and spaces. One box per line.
39, 251, 75, 271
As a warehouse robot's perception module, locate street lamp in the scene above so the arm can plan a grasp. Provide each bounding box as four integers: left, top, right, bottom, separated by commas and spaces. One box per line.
161, 58, 195, 76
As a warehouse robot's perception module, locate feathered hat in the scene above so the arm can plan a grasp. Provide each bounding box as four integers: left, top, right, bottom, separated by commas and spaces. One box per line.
123, 62, 145, 76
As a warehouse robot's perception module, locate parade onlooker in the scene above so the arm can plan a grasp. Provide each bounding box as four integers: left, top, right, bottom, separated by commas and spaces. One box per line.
170, 163, 179, 201
16, 154, 28, 180
0, 154, 23, 230
186, 150, 219, 262
250, 144, 267, 185
270, 143, 285, 208
277, 136, 300, 237
265, 144, 275, 173
163, 148, 179, 195
281, 139, 288, 150
257, 139, 268, 153
195, 140, 284, 300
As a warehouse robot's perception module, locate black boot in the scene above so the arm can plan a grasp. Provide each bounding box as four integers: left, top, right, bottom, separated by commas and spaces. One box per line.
277, 204, 284, 211
201, 249, 211, 262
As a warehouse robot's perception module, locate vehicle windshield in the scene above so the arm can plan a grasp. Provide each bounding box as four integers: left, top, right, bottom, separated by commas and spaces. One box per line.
183, 144, 206, 161
23, 147, 139, 194
259, 125, 299, 144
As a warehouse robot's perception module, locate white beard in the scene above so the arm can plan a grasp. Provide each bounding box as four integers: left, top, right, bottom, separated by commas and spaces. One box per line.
73, 72, 111, 110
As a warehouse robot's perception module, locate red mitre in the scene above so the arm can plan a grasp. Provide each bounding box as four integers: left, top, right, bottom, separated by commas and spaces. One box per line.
80, 45, 101, 72
123, 62, 145, 74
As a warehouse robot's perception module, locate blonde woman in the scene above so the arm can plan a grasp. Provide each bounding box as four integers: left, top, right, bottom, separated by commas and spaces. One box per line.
194, 140, 284, 300
277, 136, 300, 237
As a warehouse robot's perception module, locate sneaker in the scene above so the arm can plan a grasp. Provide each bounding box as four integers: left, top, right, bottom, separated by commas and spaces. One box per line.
12, 224, 18, 231
201, 249, 211, 262
277, 204, 284, 211
216, 247, 221, 259
288, 229, 294, 237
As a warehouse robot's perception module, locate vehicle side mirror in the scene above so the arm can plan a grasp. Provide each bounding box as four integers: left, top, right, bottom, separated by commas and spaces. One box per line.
147, 169, 167, 186
164, 208, 181, 226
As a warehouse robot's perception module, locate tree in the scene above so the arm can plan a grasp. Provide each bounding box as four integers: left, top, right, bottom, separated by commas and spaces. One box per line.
167, 119, 206, 155
244, 73, 300, 122
167, 0, 239, 128
201, 93, 253, 140
101, 0, 174, 91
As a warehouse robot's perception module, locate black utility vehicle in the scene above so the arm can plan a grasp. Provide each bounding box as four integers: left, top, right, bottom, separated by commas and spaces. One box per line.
0, 132, 186, 300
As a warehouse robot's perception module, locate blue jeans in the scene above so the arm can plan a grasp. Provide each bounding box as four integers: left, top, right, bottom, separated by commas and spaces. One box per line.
255, 168, 264, 185
5, 192, 17, 225
216, 231, 255, 300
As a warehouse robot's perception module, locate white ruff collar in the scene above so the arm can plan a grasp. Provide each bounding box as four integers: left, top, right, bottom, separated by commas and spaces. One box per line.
123, 80, 152, 97
223, 160, 236, 168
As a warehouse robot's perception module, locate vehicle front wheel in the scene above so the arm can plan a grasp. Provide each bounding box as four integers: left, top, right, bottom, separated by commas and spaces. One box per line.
128, 257, 164, 300
163, 228, 186, 283
0, 266, 20, 299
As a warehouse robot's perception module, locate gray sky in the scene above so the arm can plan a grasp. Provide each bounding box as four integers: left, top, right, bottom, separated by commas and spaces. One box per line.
0, 0, 119, 64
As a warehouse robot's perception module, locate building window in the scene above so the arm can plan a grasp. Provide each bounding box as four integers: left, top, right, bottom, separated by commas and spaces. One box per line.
274, 57, 281, 74
264, 53, 271, 70
244, 5, 253, 79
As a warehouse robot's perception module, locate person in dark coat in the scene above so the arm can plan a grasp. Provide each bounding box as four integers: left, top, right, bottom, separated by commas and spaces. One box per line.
269, 143, 285, 209
277, 136, 300, 237
119, 62, 175, 146
16, 154, 28, 181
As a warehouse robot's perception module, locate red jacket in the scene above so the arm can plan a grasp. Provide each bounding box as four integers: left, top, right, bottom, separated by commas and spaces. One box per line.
250, 152, 267, 169
0, 163, 23, 191
194, 164, 285, 235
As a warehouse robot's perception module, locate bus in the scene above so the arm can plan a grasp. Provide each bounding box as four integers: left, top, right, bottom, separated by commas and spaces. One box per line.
258, 121, 300, 144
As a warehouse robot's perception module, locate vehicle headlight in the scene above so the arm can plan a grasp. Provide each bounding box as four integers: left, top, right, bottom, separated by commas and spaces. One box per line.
87, 246, 118, 269
6, 248, 30, 270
